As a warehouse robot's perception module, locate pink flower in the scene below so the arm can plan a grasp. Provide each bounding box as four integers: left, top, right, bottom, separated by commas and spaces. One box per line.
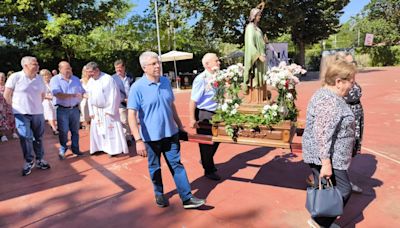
213, 81, 219, 88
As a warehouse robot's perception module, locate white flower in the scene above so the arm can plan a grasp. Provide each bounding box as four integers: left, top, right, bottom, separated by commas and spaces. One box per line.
286, 93, 293, 100
230, 109, 237, 115
263, 104, 271, 111
221, 103, 229, 111
271, 104, 278, 110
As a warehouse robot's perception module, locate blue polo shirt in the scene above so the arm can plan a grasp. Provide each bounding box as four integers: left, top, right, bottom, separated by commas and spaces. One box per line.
50, 74, 85, 107
127, 75, 178, 142
191, 70, 217, 111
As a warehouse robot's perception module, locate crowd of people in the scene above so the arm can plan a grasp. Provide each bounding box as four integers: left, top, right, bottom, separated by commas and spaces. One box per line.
1, 48, 364, 219
1, 52, 222, 209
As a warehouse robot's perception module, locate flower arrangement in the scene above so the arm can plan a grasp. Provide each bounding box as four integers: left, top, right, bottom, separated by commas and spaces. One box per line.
210, 61, 306, 138
266, 62, 306, 121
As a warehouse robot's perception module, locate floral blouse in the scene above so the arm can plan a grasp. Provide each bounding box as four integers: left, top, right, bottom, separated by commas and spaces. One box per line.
302, 88, 355, 170
344, 83, 364, 153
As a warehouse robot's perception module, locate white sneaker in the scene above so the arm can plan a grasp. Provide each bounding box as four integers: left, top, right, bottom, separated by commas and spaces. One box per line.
12, 133, 19, 139
1, 135, 8, 142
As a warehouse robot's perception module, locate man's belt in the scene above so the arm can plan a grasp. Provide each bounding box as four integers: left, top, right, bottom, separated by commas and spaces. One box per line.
56, 104, 79, 109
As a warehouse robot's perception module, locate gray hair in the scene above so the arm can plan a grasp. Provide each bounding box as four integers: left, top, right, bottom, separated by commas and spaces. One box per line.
21, 56, 37, 68
85, 61, 99, 71
202, 53, 218, 67
0, 72, 5, 79
139, 51, 159, 68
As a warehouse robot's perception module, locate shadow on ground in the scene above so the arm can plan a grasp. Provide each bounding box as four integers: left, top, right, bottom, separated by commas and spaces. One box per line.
337, 153, 382, 228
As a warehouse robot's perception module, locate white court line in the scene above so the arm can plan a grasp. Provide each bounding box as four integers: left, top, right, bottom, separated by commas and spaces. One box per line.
362, 146, 400, 165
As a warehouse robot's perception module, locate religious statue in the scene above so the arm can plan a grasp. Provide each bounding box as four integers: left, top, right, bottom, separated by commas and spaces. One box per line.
243, 1, 269, 104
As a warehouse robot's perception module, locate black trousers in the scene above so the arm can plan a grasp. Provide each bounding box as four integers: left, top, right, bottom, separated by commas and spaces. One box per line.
195, 108, 219, 174
309, 164, 352, 228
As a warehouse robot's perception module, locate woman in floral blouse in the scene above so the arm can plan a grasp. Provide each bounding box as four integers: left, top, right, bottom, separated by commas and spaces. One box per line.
0, 72, 18, 141
303, 55, 357, 228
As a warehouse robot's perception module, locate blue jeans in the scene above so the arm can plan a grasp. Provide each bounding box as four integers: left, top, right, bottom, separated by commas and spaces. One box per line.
14, 114, 45, 162
56, 107, 80, 154
145, 133, 192, 202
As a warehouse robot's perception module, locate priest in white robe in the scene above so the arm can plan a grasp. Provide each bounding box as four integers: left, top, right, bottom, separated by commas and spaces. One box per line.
85, 61, 128, 156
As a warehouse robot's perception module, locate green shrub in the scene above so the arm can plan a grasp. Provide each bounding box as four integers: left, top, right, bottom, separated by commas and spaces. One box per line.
355, 54, 371, 67
391, 46, 400, 65
305, 48, 321, 71
368, 46, 396, 66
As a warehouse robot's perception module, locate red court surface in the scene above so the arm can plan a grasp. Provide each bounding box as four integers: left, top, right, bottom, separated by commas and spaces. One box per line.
0, 67, 399, 227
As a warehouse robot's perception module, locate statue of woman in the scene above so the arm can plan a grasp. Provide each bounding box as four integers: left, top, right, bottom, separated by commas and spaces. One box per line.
243, 2, 268, 101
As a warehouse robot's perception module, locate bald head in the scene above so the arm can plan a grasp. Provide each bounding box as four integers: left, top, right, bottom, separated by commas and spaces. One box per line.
202, 53, 220, 72
58, 61, 73, 79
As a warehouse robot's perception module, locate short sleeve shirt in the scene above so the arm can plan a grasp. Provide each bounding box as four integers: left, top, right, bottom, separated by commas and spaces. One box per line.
50, 74, 85, 107
5, 71, 45, 115
127, 75, 178, 142
191, 70, 218, 111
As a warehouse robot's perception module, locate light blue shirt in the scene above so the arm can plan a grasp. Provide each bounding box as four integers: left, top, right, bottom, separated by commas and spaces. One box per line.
191, 70, 218, 111
112, 73, 133, 107
50, 74, 85, 107
127, 75, 178, 142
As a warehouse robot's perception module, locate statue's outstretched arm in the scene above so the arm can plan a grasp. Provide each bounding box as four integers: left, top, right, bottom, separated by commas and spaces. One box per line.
256, 1, 265, 12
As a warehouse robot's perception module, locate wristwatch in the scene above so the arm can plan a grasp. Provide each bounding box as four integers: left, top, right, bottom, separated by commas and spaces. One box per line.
135, 138, 143, 143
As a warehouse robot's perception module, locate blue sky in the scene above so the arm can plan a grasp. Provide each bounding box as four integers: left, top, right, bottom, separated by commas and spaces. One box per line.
129, 0, 370, 24
340, 0, 370, 23
0, 1, 371, 43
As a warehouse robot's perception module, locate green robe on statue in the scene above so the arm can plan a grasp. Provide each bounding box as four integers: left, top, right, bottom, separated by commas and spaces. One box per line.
243, 23, 267, 94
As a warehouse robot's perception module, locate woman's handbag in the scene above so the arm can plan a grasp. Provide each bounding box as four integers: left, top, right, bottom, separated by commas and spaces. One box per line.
306, 177, 343, 217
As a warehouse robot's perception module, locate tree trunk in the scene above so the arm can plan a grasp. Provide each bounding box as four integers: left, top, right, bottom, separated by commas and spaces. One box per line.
297, 41, 306, 67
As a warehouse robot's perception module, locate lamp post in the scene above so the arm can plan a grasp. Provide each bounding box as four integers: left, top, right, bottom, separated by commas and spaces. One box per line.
154, 0, 163, 75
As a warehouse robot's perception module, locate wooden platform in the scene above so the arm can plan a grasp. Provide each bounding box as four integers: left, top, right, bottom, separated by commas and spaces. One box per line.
212, 135, 292, 149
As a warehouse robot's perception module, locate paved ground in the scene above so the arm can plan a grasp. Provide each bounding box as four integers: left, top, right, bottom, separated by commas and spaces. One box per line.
0, 67, 399, 228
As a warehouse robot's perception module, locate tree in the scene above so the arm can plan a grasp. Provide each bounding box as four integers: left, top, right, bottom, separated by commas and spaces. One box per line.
350, 0, 400, 66
355, 0, 400, 45
285, 0, 349, 66
178, 0, 349, 67
0, 0, 131, 61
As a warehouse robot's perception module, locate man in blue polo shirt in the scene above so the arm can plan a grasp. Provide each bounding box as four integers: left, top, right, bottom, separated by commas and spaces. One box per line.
50, 61, 85, 159
189, 53, 221, 180
127, 51, 205, 209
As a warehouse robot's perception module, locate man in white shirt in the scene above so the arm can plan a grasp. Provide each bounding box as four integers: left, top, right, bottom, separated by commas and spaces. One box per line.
3, 56, 51, 176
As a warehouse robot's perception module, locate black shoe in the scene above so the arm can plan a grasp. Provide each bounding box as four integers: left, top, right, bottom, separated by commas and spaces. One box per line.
73, 151, 84, 157
22, 160, 35, 176
205, 172, 221, 181
155, 195, 169, 208
183, 197, 206, 209
36, 159, 51, 170
127, 140, 132, 147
